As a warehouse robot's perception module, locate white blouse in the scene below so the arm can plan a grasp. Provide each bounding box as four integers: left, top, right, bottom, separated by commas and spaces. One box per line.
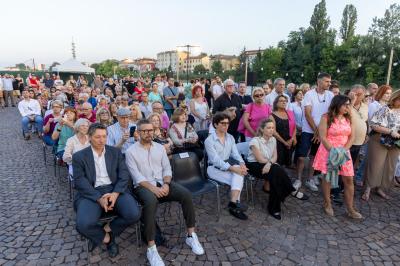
63, 135, 90, 165
247, 136, 276, 163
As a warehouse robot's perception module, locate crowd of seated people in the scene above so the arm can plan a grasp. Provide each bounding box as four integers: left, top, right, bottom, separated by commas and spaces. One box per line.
3, 72, 400, 266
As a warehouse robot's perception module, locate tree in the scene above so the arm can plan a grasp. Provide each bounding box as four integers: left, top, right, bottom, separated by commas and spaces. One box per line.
369, 3, 400, 48
15, 63, 26, 70
309, 0, 330, 43
211, 60, 223, 74
340, 4, 358, 42
193, 64, 207, 74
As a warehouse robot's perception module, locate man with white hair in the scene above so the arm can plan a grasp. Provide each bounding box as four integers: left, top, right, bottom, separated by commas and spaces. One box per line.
212, 79, 242, 141
264, 78, 290, 107
286, 83, 296, 98
79, 102, 96, 123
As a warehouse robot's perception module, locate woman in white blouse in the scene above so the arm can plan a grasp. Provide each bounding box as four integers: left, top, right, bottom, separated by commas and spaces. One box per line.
246, 119, 308, 220
63, 118, 91, 172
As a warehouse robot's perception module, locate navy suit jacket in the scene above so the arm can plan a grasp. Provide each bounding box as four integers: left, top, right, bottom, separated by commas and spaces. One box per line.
72, 145, 130, 205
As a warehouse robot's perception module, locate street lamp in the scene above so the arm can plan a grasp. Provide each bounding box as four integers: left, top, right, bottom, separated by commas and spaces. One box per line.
177, 44, 200, 85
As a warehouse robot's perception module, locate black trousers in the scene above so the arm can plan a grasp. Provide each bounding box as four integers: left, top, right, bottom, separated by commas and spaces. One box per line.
75, 185, 141, 246
133, 182, 196, 243
247, 162, 295, 213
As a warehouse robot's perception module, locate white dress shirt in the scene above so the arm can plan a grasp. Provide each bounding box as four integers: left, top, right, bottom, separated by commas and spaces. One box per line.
264, 89, 290, 107
18, 99, 42, 117
125, 141, 172, 187
92, 147, 112, 187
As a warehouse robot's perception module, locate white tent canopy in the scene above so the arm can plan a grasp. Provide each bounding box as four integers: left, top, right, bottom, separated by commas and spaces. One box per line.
53, 58, 95, 74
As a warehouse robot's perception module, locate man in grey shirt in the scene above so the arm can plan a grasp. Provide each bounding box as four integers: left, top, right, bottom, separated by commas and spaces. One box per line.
162, 77, 178, 118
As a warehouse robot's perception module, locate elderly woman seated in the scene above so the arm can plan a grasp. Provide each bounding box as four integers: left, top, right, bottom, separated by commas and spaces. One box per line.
169, 107, 203, 161
63, 118, 91, 174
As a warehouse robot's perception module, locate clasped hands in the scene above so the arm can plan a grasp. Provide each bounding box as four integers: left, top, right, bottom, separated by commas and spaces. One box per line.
97, 192, 120, 212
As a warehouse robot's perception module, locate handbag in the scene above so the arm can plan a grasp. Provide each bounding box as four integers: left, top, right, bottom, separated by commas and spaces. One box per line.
380, 132, 400, 148
172, 123, 199, 153
237, 103, 254, 134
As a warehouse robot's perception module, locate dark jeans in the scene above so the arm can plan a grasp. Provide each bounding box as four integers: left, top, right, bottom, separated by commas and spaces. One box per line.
43, 135, 55, 146
133, 182, 196, 243
350, 145, 362, 165
75, 185, 140, 246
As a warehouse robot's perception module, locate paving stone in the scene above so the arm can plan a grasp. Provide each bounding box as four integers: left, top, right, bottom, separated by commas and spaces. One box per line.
2, 108, 400, 265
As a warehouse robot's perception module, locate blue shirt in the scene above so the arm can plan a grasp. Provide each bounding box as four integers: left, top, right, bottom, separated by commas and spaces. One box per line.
204, 132, 244, 171
88, 97, 97, 109
163, 86, 178, 110
107, 122, 136, 153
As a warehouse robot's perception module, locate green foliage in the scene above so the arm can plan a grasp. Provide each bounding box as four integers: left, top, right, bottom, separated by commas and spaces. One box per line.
193, 64, 207, 74
211, 60, 223, 75
340, 4, 358, 42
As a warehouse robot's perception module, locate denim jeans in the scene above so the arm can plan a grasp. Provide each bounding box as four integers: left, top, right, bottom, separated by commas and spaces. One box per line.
355, 144, 368, 183
22, 115, 43, 134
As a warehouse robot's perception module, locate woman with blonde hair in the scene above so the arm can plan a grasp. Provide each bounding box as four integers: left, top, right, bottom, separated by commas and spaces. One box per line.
96, 107, 113, 127
148, 112, 173, 154
129, 104, 143, 124
241, 87, 271, 141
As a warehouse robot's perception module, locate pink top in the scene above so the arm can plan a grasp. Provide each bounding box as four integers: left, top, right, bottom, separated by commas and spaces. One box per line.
161, 112, 170, 130
244, 103, 272, 137
287, 110, 296, 138
313, 117, 354, 176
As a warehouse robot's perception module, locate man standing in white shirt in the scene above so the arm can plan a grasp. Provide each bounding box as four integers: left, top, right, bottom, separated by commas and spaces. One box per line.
18, 90, 43, 140
212, 75, 224, 101
294, 72, 334, 192
2, 74, 15, 107
126, 119, 204, 266
264, 78, 290, 107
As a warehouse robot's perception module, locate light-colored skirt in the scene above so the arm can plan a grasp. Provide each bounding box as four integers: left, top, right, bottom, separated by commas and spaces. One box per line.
364, 134, 400, 189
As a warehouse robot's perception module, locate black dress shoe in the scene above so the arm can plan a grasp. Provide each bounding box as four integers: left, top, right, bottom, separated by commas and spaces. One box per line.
228, 201, 248, 212
228, 202, 248, 220
269, 211, 281, 220
106, 232, 119, 258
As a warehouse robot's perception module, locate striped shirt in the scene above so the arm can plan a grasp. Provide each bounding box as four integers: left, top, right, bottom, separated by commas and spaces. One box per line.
106, 122, 136, 153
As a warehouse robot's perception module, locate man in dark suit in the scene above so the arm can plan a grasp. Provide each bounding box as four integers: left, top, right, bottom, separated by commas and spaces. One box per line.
73, 123, 140, 258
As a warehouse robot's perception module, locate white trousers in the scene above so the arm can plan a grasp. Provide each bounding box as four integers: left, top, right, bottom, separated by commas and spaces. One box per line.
207, 166, 244, 191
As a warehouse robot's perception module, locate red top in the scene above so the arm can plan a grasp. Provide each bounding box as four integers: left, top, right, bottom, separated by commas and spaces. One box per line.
79, 111, 97, 123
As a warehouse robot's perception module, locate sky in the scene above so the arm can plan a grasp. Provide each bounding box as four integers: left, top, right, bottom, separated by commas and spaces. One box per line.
0, 0, 397, 67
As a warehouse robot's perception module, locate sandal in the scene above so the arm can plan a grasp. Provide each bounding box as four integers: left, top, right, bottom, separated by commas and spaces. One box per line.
394, 176, 400, 187
361, 189, 370, 201
376, 189, 390, 200
323, 203, 334, 217
291, 190, 309, 200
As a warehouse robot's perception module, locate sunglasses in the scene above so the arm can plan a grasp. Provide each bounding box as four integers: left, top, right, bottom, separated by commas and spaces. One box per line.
254, 94, 264, 98
219, 121, 230, 125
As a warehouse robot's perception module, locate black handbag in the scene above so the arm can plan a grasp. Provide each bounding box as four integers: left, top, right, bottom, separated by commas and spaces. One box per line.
380, 133, 400, 148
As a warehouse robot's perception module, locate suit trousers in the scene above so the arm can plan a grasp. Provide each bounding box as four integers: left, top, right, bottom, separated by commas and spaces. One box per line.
133, 182, 196, 243
76, 185, 140, 245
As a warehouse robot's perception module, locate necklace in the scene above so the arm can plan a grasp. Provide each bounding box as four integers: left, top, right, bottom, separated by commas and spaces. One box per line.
317, 91, 326, 103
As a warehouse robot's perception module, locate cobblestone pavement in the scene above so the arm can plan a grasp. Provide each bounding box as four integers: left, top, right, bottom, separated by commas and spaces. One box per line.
1, 107, 400, 266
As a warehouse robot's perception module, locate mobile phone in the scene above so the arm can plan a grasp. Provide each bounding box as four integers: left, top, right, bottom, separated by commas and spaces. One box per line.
129, 126, 136, 137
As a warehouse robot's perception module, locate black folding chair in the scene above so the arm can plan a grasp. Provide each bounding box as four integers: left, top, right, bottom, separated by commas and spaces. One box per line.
171, 152, 221, 221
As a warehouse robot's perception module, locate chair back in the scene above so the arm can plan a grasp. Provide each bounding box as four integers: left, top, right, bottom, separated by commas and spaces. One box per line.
171, 152, 204, 187
236, 141, 250, 161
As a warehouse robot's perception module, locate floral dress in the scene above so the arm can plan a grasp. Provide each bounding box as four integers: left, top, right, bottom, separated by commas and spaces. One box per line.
313, 118, 354, 176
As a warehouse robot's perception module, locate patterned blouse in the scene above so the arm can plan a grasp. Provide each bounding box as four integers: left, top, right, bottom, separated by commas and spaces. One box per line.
370, 105, 400, 132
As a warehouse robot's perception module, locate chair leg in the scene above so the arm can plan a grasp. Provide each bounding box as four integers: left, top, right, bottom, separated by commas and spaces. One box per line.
43, 145, 47, 164
249, 178, 255, 206
216, 186, 221, 222
85, 238, 90, 265
53, 157, 57, 178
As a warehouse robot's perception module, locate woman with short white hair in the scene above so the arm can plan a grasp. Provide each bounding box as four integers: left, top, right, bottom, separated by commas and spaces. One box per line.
63, 118, 91, 173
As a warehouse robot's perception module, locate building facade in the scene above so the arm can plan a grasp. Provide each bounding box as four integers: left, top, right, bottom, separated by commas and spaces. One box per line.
209, 54, 240, 71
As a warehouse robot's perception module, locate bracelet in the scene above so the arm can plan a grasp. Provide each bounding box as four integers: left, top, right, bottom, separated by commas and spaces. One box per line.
57, 128, 61, 132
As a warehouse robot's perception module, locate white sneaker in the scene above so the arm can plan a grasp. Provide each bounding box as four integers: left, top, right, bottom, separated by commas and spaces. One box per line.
293, 180, 302, 191
147, 245, 165, 266
313, 175, 320, 186
186, 232, 205, 255
306, 179, 318, 192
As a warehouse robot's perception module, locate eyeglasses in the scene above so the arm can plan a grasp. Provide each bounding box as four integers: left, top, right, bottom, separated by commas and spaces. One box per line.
278, 100, 288, 103
139, 129, 154, 134
219, 121, 230, 125
82, 108, 91, 111
365, 94, 371, 97
254, 94, 264, 98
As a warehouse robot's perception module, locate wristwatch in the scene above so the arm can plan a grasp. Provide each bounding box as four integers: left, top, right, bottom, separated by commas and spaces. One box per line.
164, 181, 171, 186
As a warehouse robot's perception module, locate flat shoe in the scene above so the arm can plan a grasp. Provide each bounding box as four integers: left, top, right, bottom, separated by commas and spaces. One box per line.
348, 209, 363, 219
291, 190, 309, 200
324, 205, 334, 217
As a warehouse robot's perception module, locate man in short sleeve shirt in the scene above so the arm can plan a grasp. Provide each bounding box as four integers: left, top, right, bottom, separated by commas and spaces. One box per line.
294, 72, 334, 192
